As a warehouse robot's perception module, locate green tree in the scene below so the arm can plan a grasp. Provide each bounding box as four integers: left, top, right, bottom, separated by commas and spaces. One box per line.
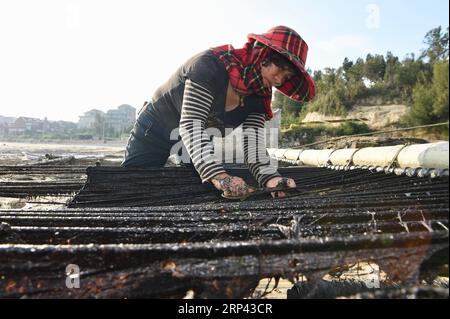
272, 89, 285, 110
384, 51, 400, 86
408, 83, 435, 125
364, 54, 386, 82
313, 70, 323, 82
430, 60, 449, 120
272, 89, 303, 116
346, 58, 365, 82
342, 57, 354, 81
396, 54, 431, 102
421, 26, 449, 63
284, 96, 303, 114
405, 60, 449, 125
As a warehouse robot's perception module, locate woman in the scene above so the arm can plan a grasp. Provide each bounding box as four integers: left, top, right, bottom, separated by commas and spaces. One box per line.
121, 26, 316, 199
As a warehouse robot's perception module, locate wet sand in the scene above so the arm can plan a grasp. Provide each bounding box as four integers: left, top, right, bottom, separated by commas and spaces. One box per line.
0, 141, 125, 165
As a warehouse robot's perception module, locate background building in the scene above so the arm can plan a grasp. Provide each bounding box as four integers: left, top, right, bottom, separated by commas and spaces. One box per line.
78, 109, 105, 130
105, 104, 136, 135
77, 105, 136, 138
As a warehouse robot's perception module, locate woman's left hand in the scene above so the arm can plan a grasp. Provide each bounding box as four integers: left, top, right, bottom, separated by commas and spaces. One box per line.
265, 177, 296, 198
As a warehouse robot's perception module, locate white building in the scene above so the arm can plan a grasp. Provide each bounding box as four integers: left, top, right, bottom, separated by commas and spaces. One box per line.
78, 109, 105, 129
105, 104, 136, 134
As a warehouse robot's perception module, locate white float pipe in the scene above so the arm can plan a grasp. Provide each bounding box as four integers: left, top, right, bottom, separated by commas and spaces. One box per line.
268, 142, 449, 169
299, 149, 335, 166
284, 149, 302, 161
352, 145, 406, 167
397, 142, 449, 169
328, 149, 359, 166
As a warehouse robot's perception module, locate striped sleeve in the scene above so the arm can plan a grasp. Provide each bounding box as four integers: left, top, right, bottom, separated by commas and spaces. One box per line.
242, 113, 281, 187
179, 79, 226, 183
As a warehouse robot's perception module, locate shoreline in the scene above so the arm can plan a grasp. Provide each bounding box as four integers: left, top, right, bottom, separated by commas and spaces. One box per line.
0, 141, 125, 165
0, 139, 126, 148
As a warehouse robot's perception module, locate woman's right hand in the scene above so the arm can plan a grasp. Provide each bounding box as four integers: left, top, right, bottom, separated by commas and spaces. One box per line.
210, 173, 254, 198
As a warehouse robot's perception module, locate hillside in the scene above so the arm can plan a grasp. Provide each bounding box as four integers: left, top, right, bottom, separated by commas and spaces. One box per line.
301, 104, 408, 129
279, 102, 444, 149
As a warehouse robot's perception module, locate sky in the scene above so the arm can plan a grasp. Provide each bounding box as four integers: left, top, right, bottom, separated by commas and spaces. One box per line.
0, 0, 448, 122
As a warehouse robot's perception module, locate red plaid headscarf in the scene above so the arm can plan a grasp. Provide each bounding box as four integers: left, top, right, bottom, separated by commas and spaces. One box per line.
211, 26, 316, 120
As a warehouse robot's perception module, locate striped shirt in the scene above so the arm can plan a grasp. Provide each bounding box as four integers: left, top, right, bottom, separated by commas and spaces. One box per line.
180, 79, 280, 186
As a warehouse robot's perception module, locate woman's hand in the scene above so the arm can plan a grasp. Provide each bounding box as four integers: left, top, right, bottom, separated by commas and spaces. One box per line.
265, 177, 296, 198
211, 173, 254, 199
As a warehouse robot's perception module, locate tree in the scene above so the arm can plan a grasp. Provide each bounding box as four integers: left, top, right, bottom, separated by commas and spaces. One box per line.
313, 70, 323, 82
430, 60, 449, 121
421, 26, 449, 63
343, 58, 365, 83
408, 83, 435, 125
342, 57, 353, 72
342, 57, 354, 81
272, 89, 303, 116
364, 54, 386, 82
272, 90, 286, 110
384, 51, 400, 85
405, 60, 449, 125
395, 54, 432, 102
284, 96, 303, 115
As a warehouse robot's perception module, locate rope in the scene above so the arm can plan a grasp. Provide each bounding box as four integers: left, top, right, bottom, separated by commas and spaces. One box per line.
291, 121, 449, 149
325, 149, 339, 166
387, 144, 410, 170
345, 149, 360, 168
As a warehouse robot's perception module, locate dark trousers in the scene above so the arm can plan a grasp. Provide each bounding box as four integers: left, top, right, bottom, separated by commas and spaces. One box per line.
121, 106, 173, 168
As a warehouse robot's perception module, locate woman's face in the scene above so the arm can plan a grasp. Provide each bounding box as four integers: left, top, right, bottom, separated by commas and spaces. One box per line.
261, 62, 295, 88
